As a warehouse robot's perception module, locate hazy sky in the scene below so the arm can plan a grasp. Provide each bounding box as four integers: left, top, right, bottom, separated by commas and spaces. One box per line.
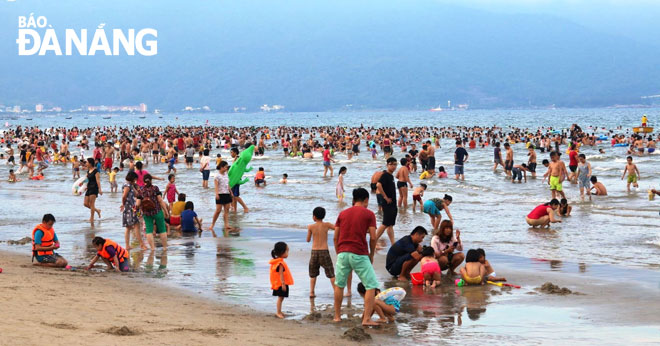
438, 0, 660, 44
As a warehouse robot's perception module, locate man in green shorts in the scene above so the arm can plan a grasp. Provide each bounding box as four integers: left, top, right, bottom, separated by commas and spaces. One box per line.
333, 187, 379, 326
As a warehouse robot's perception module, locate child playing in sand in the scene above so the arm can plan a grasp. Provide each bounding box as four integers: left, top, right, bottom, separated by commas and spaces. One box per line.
412, 183, 427, 212
306, 207, 335, 298
109, 167, 119, 193
336, 166, 346, 202
460, 249, 486, 285
437, 166, 448, 178
589, 176, 608, 196
255, 167, 266, 186
621, 156, 640, 192
558, 198, 572, 216
269, 242, 293, 319
280, 173, 288, 184
358, 283, 405, 323
165, 174, 178, 212
476, 248, 506, 282
420, 246, 441, 287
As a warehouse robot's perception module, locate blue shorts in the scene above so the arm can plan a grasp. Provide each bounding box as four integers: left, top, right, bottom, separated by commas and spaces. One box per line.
202, 169, 210, 181
323, 161, 331, 167
231, 184, 240, 197
454, 165, 464, 175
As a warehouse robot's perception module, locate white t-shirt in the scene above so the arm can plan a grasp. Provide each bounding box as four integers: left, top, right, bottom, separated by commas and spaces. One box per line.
200, 156, 211, 171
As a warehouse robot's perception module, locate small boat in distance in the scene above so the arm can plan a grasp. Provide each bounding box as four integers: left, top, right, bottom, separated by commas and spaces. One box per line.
65, 116, 73, 119
102, 116, 111, 119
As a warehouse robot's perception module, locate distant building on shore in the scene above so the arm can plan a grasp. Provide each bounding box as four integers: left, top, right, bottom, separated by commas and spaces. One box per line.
86, 103, 147, 113
35, 104, 44, 112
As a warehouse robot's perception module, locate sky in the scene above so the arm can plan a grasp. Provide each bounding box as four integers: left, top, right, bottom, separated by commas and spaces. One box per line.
438, 0, 660, 45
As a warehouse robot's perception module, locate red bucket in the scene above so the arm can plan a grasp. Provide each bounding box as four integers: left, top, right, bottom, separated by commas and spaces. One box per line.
410, 272, 424, 285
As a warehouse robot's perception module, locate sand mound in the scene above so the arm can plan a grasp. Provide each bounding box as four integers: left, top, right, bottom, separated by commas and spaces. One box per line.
342, 327, 371, 341
102, 326, 141, 336
6, 237, 31, 245
536, 282, 573, 295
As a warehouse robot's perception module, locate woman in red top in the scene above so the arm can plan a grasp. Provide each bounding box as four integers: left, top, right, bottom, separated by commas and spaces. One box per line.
526, 199, 561, 228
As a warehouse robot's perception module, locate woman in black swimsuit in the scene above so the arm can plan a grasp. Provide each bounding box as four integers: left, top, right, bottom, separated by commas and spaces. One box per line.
84, 158, 102, 222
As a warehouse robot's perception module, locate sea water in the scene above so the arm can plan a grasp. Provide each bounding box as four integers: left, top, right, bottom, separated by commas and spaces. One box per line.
1, 108, 659, 343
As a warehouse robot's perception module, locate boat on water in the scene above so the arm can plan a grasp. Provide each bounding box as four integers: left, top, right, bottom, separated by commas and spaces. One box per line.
633, 127, 653, 134
102, 116, 112, 119
65, 116, 73, 119
139, 115, 146, 119
26, 118, 33, 120
430, 105, 443, 112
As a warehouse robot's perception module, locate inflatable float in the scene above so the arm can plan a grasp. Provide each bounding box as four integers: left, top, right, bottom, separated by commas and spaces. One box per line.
72, 176, 88, 195
376, 287, 406, 302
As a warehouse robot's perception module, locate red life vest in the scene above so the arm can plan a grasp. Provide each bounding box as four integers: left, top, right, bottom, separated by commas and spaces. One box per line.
98, 239, 128, 265
269, 258, 294, 290
32, 224, 55, 256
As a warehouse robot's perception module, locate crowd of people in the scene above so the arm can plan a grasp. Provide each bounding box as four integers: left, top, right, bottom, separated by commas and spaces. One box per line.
3, 118, 656, 323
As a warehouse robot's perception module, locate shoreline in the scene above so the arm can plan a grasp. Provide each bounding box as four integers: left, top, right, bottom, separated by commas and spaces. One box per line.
0, 250, 375, 345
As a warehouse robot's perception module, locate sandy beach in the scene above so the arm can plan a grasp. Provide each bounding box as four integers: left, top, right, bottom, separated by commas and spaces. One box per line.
0, 250, 372, 346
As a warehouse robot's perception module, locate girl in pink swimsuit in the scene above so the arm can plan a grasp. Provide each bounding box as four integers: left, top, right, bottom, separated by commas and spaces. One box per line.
420, 246, 441, 287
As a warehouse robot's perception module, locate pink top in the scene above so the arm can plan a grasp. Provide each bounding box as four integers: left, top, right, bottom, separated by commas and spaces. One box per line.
166, 183, 177, 201
135, 169, 149, 187
431, 235, 463, 256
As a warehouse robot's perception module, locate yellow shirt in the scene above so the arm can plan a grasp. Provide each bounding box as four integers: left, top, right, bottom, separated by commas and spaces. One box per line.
108, 171, 117, 182
172, 201, 185, 216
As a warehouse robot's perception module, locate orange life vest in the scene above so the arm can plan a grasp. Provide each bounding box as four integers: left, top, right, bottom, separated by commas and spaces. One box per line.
269, 258, 294, 290
32, 224, 55, 256
98, 239, 128, 264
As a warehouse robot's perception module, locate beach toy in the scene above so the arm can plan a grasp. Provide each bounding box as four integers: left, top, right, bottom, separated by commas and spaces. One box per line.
649, 190, 655, 201
228, 145, 255, 188
72, 176, 88, 196
487, 281, 521, 288
65, 265, 72, 270
0, 267, 3, 273
410, 272, 424, 285
613, 143, 629, 147
454, 278, 465, 287
376, 287, 406, 302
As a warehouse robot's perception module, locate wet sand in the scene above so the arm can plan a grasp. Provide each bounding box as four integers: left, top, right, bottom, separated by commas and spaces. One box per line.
0, 250, 374, 346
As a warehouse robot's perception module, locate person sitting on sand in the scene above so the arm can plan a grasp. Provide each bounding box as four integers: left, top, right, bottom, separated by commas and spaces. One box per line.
460, 249, 486, 285
385, 226, 427, 281
476, 248, 506, 282
589, 176, 608, 196
31, 214, 68, 268
526, 199, 561, 228
86, 236, 130, 272
180, 201, 203, 235
431, 220, 464, 274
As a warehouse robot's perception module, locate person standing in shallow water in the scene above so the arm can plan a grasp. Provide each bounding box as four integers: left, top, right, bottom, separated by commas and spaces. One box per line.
84, 157, 102, 222
376, 157, 398, 246
333, 188, 379, 326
